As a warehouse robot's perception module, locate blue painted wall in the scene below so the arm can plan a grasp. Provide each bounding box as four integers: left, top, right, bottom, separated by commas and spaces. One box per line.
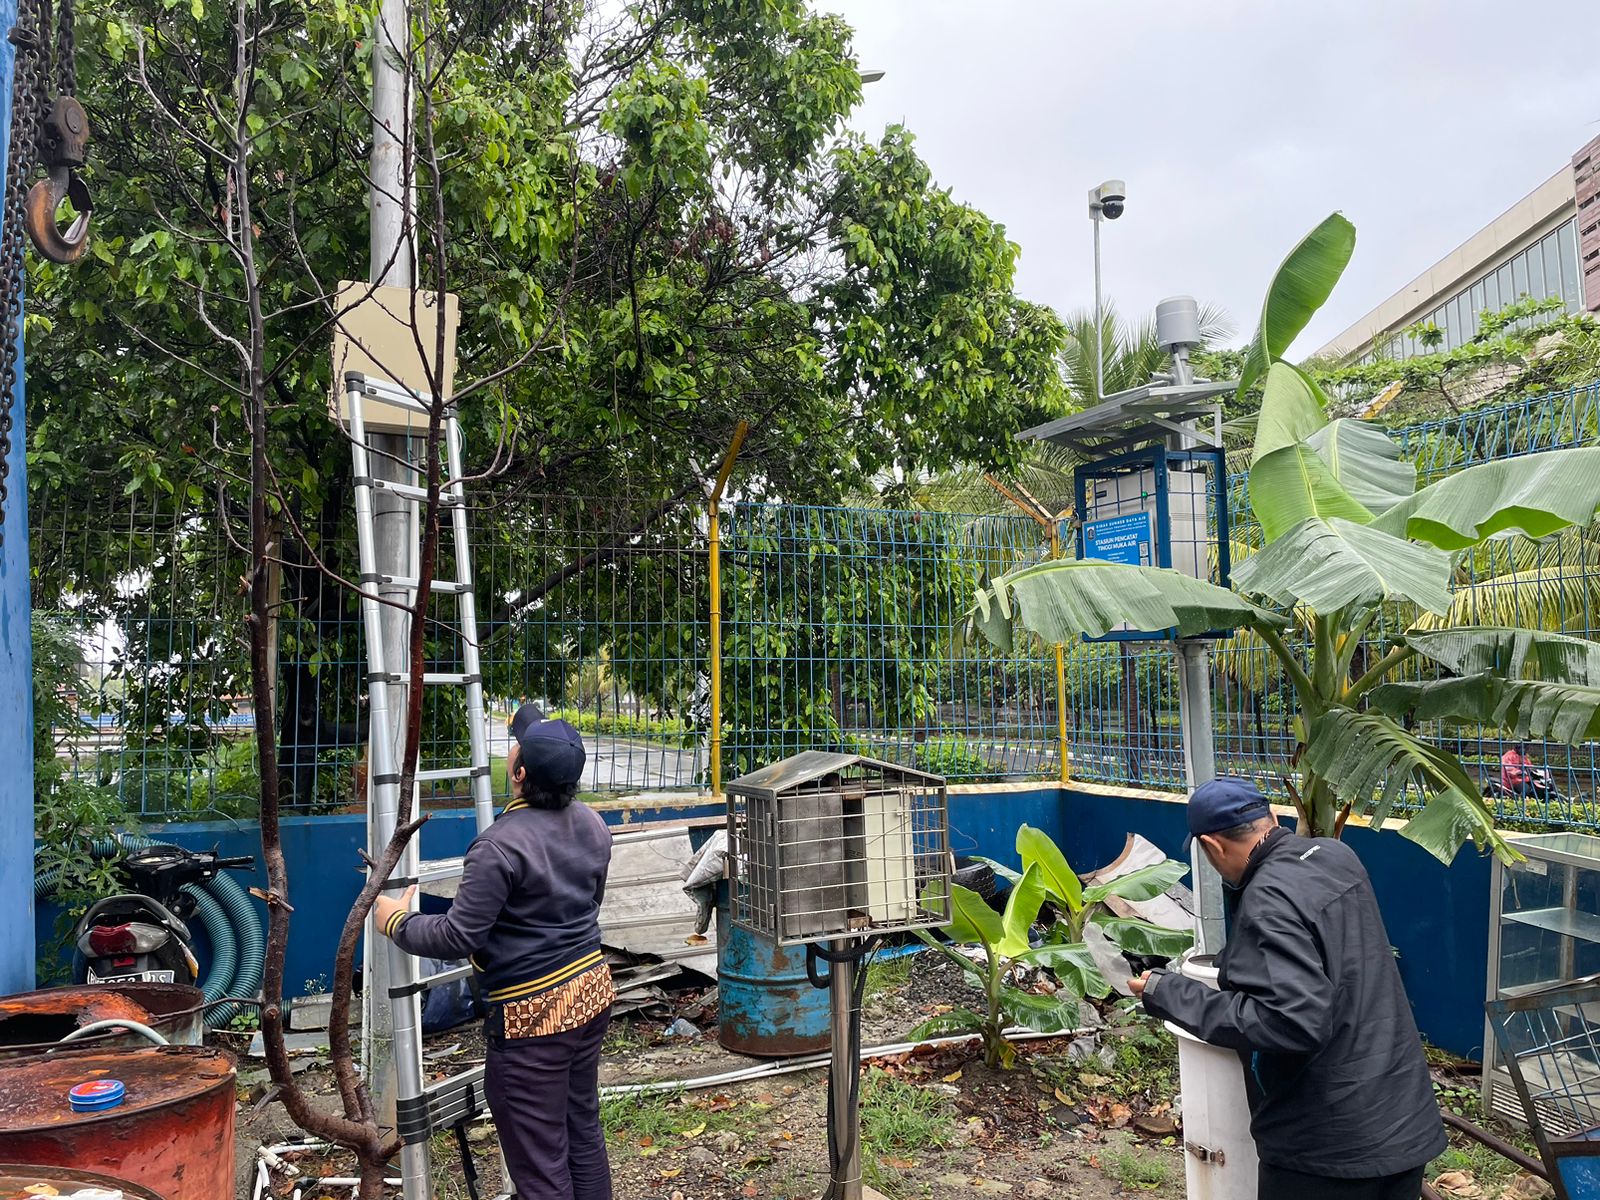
0, 0, 35, 997
33, 784, 1493, 1058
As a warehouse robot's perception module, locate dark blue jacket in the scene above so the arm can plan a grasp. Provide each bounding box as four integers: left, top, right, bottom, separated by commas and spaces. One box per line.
1141, 827, 1445, 1178
389, 800, 612, 1003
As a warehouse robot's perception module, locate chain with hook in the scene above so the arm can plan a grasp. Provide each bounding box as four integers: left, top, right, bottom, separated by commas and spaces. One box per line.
0, 0, 88, 546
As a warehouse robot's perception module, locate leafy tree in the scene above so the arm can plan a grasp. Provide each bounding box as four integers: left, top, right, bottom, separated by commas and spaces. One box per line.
965, 212, 1600, 865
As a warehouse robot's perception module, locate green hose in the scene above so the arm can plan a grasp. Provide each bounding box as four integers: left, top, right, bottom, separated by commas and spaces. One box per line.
34, 835, 264, 1029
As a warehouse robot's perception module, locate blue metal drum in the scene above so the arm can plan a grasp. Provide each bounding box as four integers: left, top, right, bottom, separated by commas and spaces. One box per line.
716, 899, 830, 1057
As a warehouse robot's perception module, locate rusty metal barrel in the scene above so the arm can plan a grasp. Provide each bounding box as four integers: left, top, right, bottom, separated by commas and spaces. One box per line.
0, 1046, 235, 1200
0, 1163, 168, 1198
716, 900, 830, 1057
0, 984, 206, 1058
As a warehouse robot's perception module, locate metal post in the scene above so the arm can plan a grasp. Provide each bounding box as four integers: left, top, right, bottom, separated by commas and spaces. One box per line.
0, 0, 34, 995
829, 942, 863, 1200
1092, 216, 1104, 402
1176, 640, 1225, 954
1049, 527, 1070, 785
705, 423, 747, 797
364, 0, 421, 1172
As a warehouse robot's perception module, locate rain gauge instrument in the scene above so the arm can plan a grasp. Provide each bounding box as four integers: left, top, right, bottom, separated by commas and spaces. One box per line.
726, 752, 952, 1200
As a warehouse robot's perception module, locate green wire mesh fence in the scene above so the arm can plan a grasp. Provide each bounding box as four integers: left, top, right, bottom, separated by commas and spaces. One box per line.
28, 384, 1600, 826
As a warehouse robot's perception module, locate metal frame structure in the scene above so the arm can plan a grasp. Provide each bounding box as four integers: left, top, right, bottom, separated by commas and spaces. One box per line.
1484, 832, 1600, 1133
346, 371, 506, 1200
1487, 974, 1600, 1200
726, 751, 952, 948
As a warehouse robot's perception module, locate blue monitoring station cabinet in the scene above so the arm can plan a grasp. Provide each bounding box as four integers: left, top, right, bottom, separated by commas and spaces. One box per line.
1020, 377, 1235, 642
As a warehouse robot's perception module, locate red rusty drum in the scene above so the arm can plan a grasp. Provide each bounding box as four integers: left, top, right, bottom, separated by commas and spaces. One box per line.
0, 1163, 168, 1198
0, 1046, 234, 1200
0, 983, 207, 1058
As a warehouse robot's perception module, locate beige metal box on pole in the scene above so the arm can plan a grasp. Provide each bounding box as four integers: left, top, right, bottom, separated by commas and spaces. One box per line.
330, 281, 460, 433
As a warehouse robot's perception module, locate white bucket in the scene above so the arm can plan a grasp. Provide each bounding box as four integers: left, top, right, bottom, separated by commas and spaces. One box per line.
1166, 955, 1258, 1200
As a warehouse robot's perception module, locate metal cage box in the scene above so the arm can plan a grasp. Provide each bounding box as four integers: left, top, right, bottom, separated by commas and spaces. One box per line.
726, 751, 952, 948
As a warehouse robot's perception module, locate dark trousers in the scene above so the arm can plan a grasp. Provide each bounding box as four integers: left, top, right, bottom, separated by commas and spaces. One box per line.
1259, 1163, 1426, 1200
485, 1010, 612, 1200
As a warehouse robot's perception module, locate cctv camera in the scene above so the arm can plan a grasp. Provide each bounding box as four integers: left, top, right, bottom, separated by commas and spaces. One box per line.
1091, 180, 1127, 221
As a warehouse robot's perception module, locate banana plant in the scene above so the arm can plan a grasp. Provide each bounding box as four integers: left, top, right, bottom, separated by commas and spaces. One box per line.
911, 827, 1191, 1068
965, 212, 1600, 866
911, 865, 1107, 1069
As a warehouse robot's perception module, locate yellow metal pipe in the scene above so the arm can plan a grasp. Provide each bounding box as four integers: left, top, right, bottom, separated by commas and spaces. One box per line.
706, 422, 747, 798
709, 499, 723, 797
1049, 526, 1071, 784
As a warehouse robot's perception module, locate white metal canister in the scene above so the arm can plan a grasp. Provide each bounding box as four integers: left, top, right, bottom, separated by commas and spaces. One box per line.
1165, 954, 1259, 1200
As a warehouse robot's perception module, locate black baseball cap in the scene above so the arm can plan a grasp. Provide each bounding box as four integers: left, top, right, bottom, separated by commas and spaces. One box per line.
1185, 777, 1272, 851
513, 708, 586, 787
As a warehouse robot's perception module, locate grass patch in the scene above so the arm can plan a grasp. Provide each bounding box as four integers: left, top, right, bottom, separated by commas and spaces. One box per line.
1101, 1144, 1173, 1191
859, 1069, 954, 1195
865, 955, 915, 1006
1108, 1010, 1178, 1096
602, 1018, 655, 1056
600, 1088, 750, 1152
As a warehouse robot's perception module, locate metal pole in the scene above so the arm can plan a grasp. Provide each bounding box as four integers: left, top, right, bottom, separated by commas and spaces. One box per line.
708, 497, 722, 796
0, 0, 34, 995
704, 423, 746, 798
829, 942, 862, 1200
1176, 639, 1224, 954
1092, 215, 1104, 402
1049, 527, 1070, 784
364, 0, 422, 1172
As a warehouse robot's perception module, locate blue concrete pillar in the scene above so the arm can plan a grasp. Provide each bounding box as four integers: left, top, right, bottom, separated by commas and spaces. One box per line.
0, 0, 36, 995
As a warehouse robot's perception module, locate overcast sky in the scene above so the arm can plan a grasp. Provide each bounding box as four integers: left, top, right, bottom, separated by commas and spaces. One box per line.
827, 0, 1600, 354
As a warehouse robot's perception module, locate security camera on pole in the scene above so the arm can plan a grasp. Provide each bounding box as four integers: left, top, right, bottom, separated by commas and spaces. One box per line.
1087, 179, 1127, 402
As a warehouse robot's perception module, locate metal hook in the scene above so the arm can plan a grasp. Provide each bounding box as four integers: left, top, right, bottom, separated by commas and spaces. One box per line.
25, 165, 91, 263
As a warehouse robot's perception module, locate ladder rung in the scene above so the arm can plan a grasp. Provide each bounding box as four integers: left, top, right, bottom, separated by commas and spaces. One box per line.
392, 962, 476, 998
397, 1065, 487, 1145
345, 372, 456, 418
355, 476, 466, 506
384, 672, 479, 686
416, 766, 481, 783
362, 574, 473, 595
416, 857, 464, 885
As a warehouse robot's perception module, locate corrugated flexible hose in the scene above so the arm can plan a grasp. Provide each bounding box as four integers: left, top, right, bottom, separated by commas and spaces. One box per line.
34, 835, 265, 1028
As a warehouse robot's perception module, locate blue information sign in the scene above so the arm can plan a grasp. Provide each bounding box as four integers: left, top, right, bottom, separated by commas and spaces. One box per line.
1083, 511, 1153, 567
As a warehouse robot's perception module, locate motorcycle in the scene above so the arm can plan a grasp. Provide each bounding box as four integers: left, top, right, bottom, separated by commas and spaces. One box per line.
73, 844, 255, 986
1484, 766, 1564, 805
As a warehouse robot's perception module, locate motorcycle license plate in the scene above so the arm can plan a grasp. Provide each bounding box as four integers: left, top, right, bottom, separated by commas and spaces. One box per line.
87, 967, 176, 984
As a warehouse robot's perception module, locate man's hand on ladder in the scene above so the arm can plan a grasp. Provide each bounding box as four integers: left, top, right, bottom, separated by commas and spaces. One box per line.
375, 885, 417, 935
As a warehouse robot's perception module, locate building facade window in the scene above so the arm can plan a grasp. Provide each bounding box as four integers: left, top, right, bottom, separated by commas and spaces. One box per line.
1365, 216, 1583, 363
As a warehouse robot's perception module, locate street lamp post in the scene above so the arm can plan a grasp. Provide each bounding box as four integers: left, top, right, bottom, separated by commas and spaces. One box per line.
1087, 179, 1127, 402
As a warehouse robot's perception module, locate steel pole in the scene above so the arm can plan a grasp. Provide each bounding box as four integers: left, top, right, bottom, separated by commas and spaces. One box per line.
1092, 215, 1104, 402
364, 0, 422, 1176
0, 0, 34, 995
829, 942, 863, 1200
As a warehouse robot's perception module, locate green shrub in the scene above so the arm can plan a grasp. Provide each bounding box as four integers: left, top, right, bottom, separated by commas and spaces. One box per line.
915, 736, 1001, 782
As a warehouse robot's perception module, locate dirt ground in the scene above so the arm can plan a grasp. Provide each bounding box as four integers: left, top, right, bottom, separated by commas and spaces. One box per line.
229, 952, 1550, 1200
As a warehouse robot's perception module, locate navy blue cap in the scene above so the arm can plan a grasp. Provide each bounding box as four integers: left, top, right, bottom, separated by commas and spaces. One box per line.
1185, 777, 1272, 849
509, 702, 544, 740
514, 711, 586, 787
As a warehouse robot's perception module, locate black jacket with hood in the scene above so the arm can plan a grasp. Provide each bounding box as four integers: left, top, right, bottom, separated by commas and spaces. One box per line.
1141, 826, 1445, 1179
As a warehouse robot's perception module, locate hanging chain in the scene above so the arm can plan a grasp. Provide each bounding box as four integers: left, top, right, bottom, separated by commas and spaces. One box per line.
0, 0, 48, 546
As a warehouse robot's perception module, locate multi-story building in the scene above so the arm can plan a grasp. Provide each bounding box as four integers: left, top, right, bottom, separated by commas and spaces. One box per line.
1317, 134, 1600, 364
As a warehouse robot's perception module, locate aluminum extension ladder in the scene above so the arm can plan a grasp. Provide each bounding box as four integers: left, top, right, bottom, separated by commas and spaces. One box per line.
344, 372, 512, 1199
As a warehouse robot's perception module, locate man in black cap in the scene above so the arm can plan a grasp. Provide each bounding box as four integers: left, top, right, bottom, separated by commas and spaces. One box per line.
376, 704, 614, 1199
1133, 777, 1444, 1200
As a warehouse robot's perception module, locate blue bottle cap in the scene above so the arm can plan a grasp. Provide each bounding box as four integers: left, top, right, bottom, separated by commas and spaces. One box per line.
68, 1078, 126, 1112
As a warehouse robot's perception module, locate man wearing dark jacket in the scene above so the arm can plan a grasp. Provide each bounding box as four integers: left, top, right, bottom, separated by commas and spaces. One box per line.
1134, 778, 1444, 1200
